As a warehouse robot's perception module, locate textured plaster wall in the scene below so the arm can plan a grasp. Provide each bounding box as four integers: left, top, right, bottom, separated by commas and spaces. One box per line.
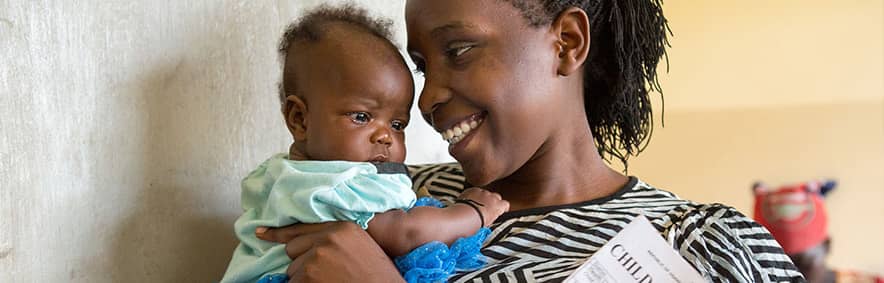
0, 1, 446, 282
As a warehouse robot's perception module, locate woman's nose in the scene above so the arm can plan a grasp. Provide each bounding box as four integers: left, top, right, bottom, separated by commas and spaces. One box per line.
417, 73, 452, 128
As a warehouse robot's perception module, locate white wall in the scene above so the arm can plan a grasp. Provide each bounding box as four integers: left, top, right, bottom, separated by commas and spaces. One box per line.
0, 1, 448, 282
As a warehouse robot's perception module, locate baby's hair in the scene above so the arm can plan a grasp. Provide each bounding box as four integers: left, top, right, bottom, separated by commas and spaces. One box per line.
277, 4, 397, 104
505, 0, 671, 167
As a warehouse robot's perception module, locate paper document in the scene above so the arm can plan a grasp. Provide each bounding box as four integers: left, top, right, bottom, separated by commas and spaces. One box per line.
564, 216, 706, 283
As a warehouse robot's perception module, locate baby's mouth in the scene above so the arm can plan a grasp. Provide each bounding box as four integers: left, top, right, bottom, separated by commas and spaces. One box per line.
369, 154, 388, 163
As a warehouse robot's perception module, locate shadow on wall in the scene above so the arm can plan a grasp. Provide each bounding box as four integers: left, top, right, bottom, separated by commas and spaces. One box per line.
106, 25, 247, 282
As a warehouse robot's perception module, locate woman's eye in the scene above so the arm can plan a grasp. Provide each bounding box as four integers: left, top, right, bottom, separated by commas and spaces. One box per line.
412, 63, 425, 75
391, 120, 407, 132
410, 54, 426, 74
413, 58, 426, 72
447, 45, 473, 58
348, 112, 371, 124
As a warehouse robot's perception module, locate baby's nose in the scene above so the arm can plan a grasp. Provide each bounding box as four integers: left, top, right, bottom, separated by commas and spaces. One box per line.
372, 128, 393, 146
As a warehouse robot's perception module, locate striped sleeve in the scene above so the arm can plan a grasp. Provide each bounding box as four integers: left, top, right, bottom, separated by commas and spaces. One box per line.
668, 204, 805, 282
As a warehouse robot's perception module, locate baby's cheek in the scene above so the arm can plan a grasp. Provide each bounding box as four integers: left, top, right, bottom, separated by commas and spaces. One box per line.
311, 135, 359, 161
391, 144, 407, 163
340, 140, 370, 161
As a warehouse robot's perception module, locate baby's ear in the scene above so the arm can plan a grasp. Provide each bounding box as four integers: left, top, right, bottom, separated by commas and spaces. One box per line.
283, 95, 308, 141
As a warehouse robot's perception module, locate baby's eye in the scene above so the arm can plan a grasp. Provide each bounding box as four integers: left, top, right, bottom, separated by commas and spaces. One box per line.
391, 120, 407, 132
348, 112, 371, 124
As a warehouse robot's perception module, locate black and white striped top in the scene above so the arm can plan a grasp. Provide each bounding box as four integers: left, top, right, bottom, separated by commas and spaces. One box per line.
409, 163, 805, 283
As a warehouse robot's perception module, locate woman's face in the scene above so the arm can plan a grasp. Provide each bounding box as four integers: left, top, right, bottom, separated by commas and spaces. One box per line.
406, 0, 564, 186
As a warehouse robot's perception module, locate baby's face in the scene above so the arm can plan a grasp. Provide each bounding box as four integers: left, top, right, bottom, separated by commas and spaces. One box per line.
287, 28, 414, 163
299, 77, 412, 163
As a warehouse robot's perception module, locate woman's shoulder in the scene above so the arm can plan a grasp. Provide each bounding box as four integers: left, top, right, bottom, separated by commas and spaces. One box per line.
408, 162, 467, 201
408, 164, 755, 225
408, 162, 464, 180
614, 180, 805, 282
407, 162, 736, 218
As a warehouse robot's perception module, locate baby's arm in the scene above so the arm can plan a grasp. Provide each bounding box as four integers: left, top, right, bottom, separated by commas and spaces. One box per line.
366, 188, 509, 257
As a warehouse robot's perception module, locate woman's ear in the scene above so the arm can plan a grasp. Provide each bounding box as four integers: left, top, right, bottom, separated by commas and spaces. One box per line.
283, 95, 308, 141
551, 7, 590, 76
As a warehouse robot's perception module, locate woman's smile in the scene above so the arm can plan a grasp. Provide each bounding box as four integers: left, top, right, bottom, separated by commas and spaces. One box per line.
437, 111, 486, 145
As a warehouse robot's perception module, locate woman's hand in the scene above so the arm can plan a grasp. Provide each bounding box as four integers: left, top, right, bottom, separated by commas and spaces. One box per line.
256, 222, 405, 283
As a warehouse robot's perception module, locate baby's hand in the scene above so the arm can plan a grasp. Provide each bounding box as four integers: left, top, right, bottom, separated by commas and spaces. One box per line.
456, 187, 510, 227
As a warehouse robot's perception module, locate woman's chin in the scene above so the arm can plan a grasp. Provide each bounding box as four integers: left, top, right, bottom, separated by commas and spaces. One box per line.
461, 162, 496, 188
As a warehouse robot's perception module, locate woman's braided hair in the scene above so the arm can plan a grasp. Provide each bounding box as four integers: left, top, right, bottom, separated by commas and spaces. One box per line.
508, 0, 670, 167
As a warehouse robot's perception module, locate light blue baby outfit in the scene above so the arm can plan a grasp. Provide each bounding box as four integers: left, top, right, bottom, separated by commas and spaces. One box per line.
220, 154, 416, 283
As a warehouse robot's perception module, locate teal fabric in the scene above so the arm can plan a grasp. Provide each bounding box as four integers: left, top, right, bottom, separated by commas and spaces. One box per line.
221, 154, 416, 283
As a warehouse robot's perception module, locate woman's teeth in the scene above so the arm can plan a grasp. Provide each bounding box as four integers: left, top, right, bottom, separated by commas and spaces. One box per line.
442, 119, 481, 145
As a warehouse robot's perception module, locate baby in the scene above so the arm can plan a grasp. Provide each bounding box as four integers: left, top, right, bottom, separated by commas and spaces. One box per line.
220, 5, 509, 283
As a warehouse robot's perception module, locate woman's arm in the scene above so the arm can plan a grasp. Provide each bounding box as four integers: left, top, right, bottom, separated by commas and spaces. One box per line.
366, 187, 509, 257
257, 222, 406, 283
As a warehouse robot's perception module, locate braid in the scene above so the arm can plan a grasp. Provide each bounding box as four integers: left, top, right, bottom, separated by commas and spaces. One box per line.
504, 0, 671, 167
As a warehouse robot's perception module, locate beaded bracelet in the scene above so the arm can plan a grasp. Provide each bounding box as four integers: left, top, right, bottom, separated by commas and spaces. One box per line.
454, 199, 486, 228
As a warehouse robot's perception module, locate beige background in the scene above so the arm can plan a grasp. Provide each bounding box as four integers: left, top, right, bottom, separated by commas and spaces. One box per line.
0, 0, 881, 281
619, 0, 884, 274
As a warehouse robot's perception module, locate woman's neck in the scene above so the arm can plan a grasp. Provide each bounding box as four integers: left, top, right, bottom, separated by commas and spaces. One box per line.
486, 102, 629, 211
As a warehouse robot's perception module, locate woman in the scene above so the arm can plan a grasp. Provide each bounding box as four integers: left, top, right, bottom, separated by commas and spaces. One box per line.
257, 0, 804, 281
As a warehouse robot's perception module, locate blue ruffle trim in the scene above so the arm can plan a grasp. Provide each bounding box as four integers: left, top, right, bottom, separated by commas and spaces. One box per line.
256, 197, 489, 283
257, 273, 288, 283
395, 196, 490, 283
412, 196, 446, 209
394, 227, 491, 283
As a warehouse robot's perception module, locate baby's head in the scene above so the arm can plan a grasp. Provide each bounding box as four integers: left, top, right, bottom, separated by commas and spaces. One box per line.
278, 5, 414, 163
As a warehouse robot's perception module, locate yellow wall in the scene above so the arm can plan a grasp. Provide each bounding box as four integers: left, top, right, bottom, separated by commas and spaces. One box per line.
660, 0, 883, 110
619, 0, 884, 273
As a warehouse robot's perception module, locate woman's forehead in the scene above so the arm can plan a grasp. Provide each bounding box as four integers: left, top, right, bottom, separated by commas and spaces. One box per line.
405, 0, 520, 29
405, 0, 526, 47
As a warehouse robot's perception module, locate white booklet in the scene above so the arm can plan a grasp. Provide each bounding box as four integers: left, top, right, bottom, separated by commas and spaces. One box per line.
564, 216, 706, 283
